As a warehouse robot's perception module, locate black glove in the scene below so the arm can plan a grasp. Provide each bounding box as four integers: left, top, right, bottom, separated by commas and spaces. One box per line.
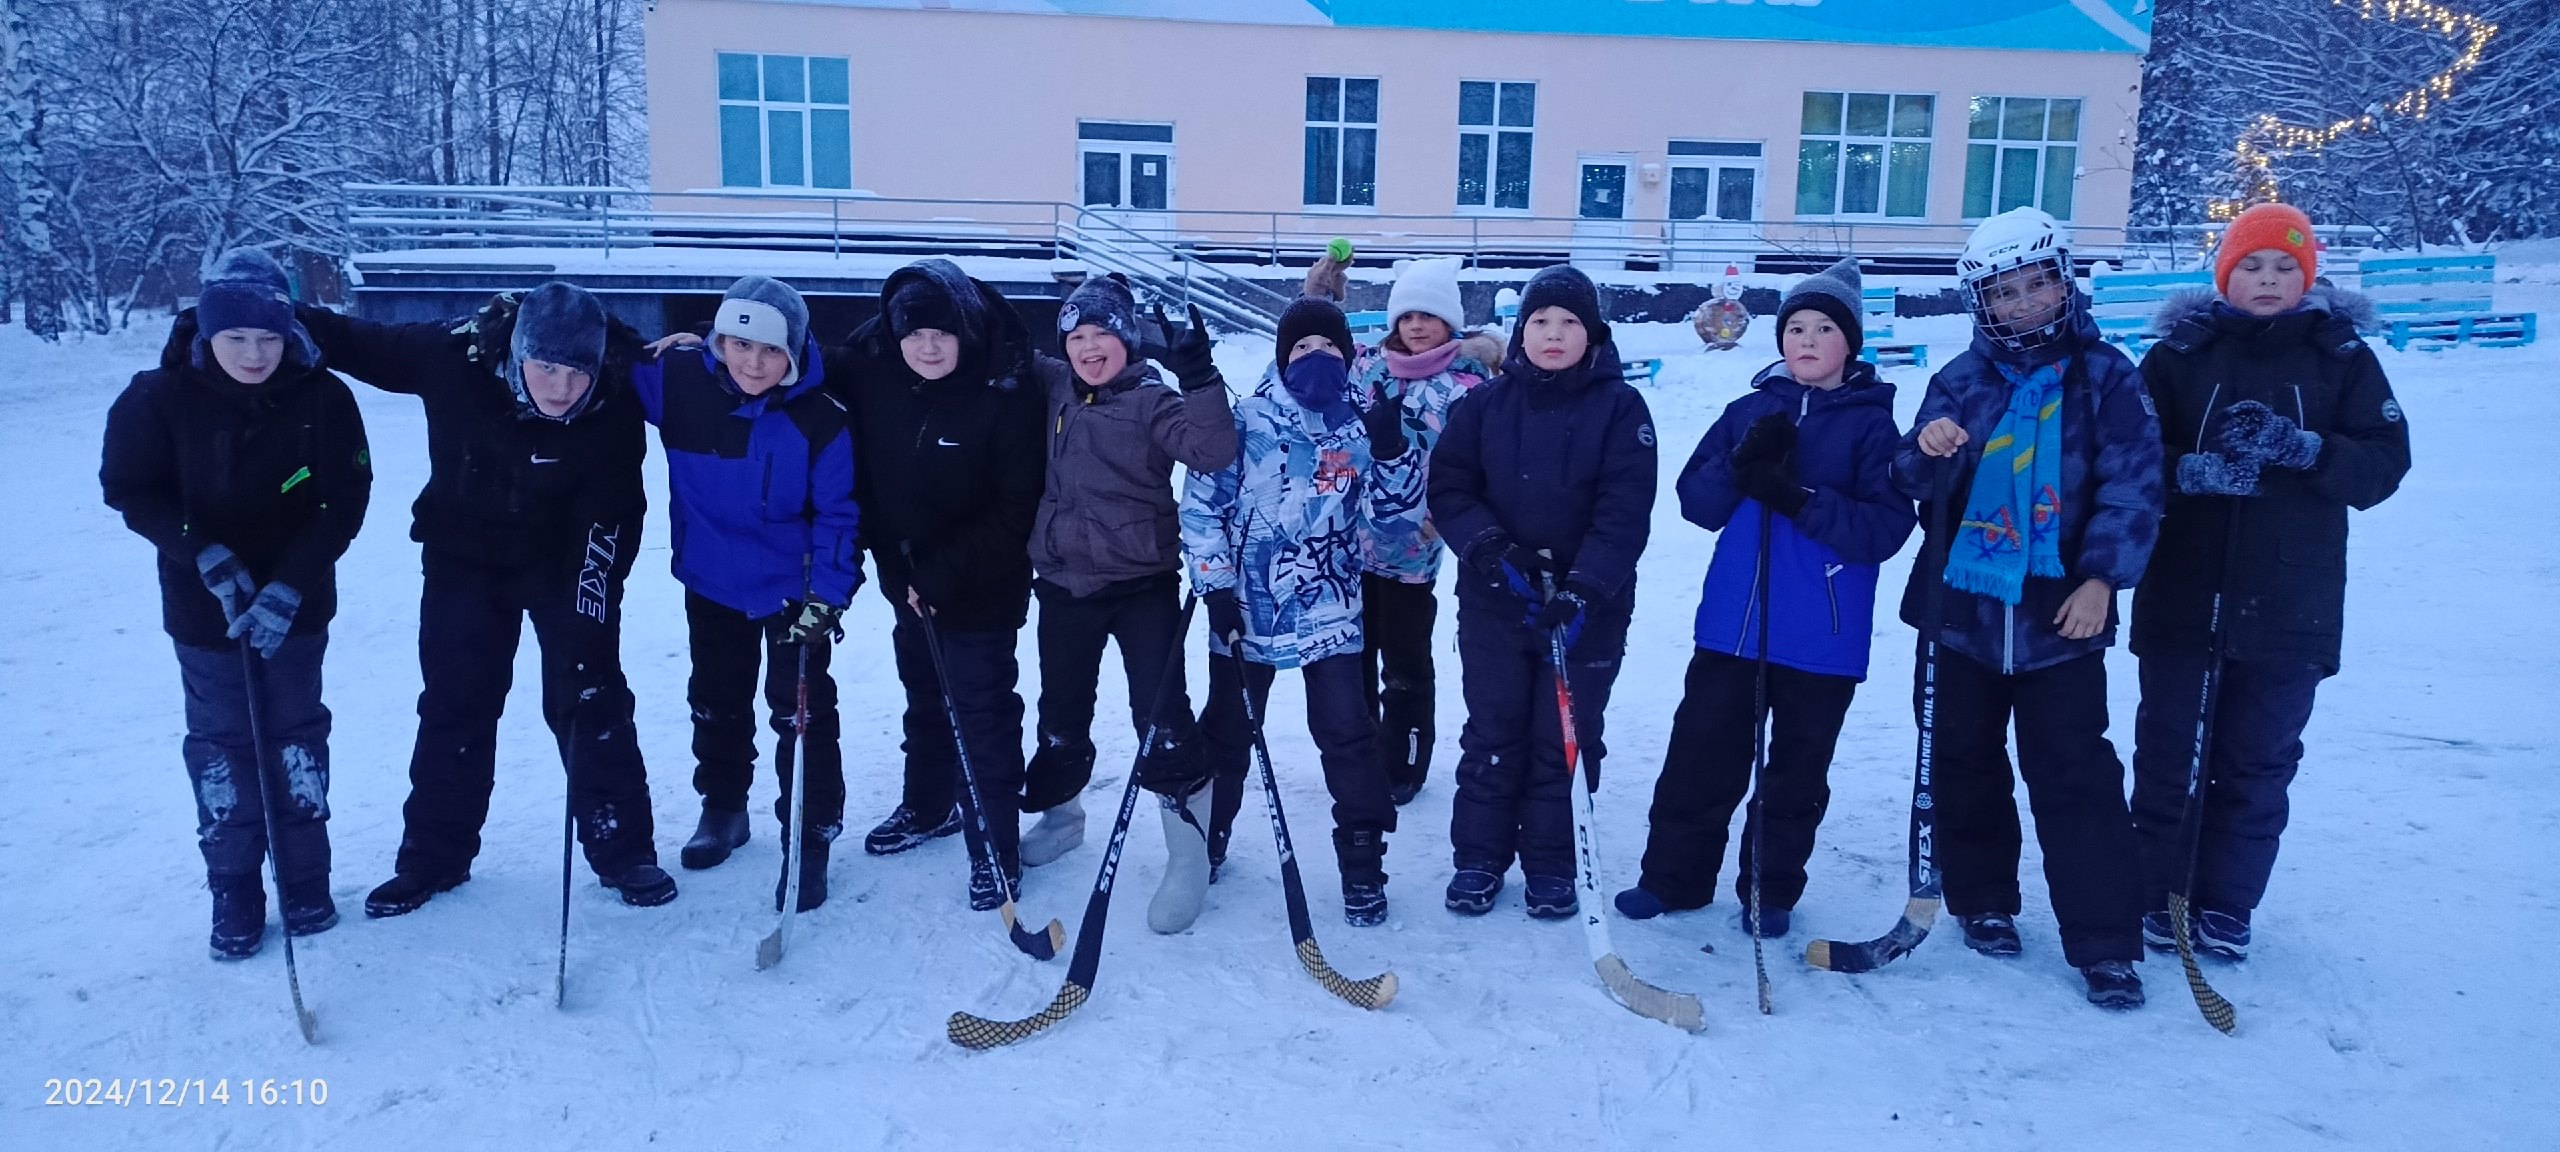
1729, 414, 1798, 475
781, 600, 844, 644
1360, 382, 1409, 459
228, 583, 301, 659
1746, 462, 1811, 519
1533, 585, 1591, 650
2220, 400, 2324, 471
1469, 538, 1551, 605
195, 545, 258, 627
1205, 588, 1246, 645
1146, 304, 1225, 394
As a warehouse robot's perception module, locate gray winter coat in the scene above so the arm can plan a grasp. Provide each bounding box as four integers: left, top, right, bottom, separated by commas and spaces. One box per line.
1029, 355, 1240, 597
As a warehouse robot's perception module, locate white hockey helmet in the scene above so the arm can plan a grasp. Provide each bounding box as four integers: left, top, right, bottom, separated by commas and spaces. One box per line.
1957, 207, 2076, 353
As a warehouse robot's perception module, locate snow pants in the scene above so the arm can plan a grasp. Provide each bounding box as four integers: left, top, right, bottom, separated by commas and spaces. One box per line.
1636, 647, 1858, 912
685, 590, 844, 838
889, 615, 1027, 873
175, 634, 332, 883
1199, 651, 1394, 878
1447, 588, 1631, 881
1361, 574, 1440, 795
2129, 652, 2327, 917
1025, 573, 1203, 808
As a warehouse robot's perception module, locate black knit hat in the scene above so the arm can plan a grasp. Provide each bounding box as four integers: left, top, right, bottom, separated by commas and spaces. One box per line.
1275, 294, 1355, 372
1058, 273, 1142, 355
1773, 257, 1865, 358
1514, 264, 1612, 349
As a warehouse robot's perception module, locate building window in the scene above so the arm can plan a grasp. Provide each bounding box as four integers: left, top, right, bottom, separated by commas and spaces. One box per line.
1965, 97, 2080, 220
1795, 91, 1932, 218
718, 52, 852, 189
1668, 141, 1763, 222
1305, 77, 1379, 209
1079, 121, 1175, 212
1456, 80, 1534, 212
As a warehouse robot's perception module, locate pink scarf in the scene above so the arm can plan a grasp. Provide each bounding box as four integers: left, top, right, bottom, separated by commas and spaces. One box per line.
1383, 339, 1463, 382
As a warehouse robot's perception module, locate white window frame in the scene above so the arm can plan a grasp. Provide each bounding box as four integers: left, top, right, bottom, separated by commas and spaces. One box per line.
1304, 76, 1381, 214
1794, 90, 1935, 220
1076, 121, 1177, 213
1455, 79, 1536, 216
716, 52, 852, 190
1962, 95, 2083, 222
1666, 140, 1766, 223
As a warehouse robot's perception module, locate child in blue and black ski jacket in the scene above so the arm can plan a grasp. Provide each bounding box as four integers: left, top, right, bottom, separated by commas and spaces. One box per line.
1618, 259, 1915, 933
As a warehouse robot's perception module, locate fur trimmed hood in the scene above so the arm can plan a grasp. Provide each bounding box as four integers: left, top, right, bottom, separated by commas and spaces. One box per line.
2149, 283, 2381, 338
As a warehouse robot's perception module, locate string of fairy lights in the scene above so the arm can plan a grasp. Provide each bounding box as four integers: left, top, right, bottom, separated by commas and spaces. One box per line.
2206, 0, 2500, 221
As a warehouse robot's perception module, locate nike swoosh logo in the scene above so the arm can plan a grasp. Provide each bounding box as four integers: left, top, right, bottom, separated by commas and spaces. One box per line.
530, 454, 561, 464
936, 438, 960, 447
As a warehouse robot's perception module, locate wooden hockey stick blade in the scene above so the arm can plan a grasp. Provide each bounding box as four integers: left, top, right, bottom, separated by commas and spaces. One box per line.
2168, 893, 2238, 1035
949, 981, 1093, 1050
1298, 939, 1398, 1010
1595, 953, 1705, 1033
1805, 897, 1941, 974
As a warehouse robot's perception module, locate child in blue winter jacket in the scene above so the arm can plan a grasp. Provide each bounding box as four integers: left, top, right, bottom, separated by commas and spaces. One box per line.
1617, 258, 1916, 938
1895, 207, 2163, 1010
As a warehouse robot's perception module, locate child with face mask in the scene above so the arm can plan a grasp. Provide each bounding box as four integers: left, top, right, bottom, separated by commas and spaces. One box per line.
1180, 295, 1423, 928
2127, 203, 2410, 963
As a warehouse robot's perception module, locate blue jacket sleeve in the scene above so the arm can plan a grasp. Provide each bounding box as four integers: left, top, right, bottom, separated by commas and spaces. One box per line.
1794, 412, 1920, 566
1424, 387, 1500, 569
1178, 416, 1246, 594
2073, 354, 2165, 589
810, 423, 863, 607
1676, 405, 1750, 532
1561, 389, 1659, 601
628, 356, 668, 427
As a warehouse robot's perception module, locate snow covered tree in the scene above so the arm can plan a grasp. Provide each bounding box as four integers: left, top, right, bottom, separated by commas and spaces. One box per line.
0, 0, 65, 337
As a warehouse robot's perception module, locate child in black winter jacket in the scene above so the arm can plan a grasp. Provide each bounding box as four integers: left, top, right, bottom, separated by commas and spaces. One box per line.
2129, 203, 2411, 962
1428, 265, 1659, 921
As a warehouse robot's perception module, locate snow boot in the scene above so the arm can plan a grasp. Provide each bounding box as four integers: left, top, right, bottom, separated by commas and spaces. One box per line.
1020, 795, 1087, 869
603, 862, 679, 908
966, 853, 1023, 913
208, 874, 266, 961
864, 802, 961, 857
280, 877, 338, 937
1149, 784, 1215, 933
1387, 781, 1421, 807
1524, 875, 1579, 920
364, 870, 468, 919
1614, 885, 1670, 920
1958, 913, 2023, 957
774, 828, 830, 913
678, 805, 752, 870
2197, 908, 2251, 960
1335, 827, 1389, 928
1445, 867, 1503, 915
2081, 960, 2146, 1010
2142, 909, 2178, 954
1741, 905, 1793, 939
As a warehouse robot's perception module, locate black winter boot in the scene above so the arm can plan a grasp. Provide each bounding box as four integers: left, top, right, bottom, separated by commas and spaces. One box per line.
603, 862, 679, 907
209, 874, 266, 961
365, 871, 468, 918
864, 803, 961, 856
280, 877, 338, 937
774, 827, 832, 913
1334, 828, 1388, 927
679, 805, 753, 870
1959, 913, 2024, 957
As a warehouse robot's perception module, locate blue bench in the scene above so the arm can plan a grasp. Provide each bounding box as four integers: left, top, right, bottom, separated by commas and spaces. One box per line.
1858, 285, 1927, 368
1624, 358, 1660, 384
1346, 309, 1389, 339
2090, 267, 2212, 358
2356, 253, 2538, 351
1486, 287, 1653, 383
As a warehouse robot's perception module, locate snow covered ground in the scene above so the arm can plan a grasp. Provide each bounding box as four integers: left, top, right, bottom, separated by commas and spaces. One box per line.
5, 279, 2556, 1149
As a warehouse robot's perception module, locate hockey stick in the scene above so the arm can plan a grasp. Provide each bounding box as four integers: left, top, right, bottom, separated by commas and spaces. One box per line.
1746, 501, 1775, 1015
755, 626, 815, 970
237, 639, 320, 1044
1549, 626, 1705, 1033
916, 611, 1067, 963
1808, 452, 1961, 974
556, 708, 578, 1007
2164, 510, 2243, 1035
1227, 642, 1399, 1011
949, 593, 1202, 1049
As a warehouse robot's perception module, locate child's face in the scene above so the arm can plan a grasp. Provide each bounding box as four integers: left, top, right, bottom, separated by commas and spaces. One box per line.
1523, 307, 1589, 370
1781, 311, 1850, 388
1287, 334, 1344, 365
2228, 250, 2307, 317
1394, 312, 1453, 354
1982, 264, 2068, 331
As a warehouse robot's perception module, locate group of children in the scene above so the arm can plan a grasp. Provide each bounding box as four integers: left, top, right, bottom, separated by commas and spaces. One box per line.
105, 202, 2406, 1012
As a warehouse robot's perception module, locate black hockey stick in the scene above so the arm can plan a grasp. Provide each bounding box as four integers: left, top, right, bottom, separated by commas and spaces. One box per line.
238, 639, 319, 1044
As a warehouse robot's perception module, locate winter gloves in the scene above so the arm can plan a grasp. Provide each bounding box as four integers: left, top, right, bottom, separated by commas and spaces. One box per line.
1205, 588, 1246, 646
1731, 414, 1811, 519
196, 545, 258, 626
1145, 304, 1225, 395
781, 600, 844, 645
1468, 539, 1550, 607
229, 583, 301, 659
1533, 587, 1590, 650
2222, 400, 2324, 471
2179, 401, 2325, 497
1360, 383, 1410, 460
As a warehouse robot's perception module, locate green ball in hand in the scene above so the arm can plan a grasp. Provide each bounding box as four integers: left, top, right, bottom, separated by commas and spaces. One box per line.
1326, 237, 1355, 264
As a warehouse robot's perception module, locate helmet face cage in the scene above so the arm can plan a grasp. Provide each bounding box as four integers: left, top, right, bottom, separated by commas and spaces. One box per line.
1959, 249, 2075, 353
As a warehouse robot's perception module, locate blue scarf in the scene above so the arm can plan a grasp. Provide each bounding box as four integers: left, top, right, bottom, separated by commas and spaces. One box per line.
1944, 360, 2066, 605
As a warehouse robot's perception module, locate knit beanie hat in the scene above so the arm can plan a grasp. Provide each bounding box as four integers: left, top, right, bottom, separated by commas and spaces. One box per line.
512, 281, 609, 380
194, 248, 319, 369
1774, 257, 1864, 358
1514, 264, 1611, 348
1275, 294, 1356, 372
2215, 203, 2318, 294
712, 274, 809, 388
1387, 256, 1466, 337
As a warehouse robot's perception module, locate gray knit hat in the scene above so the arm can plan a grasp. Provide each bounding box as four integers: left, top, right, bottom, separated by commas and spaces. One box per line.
713, 274, 810, 388
1774, 257, 1864, 357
